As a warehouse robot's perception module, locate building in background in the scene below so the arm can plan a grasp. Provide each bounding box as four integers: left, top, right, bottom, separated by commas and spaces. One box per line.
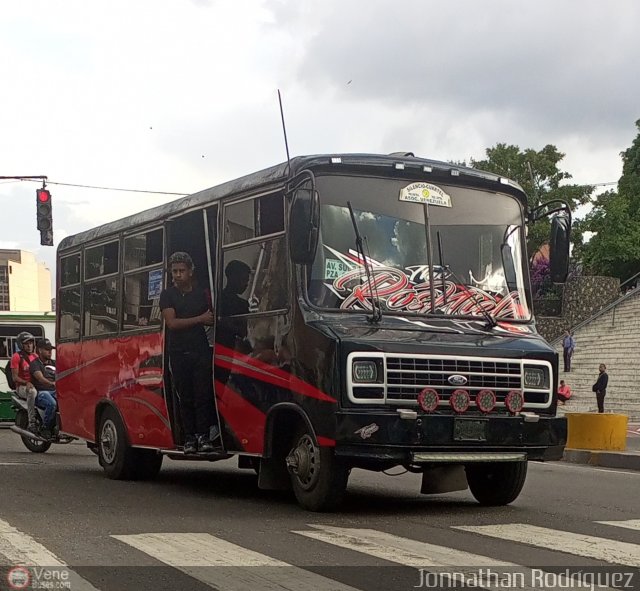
0, 250, 52, 312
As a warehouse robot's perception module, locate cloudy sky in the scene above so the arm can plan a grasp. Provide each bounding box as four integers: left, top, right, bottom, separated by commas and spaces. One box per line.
1, 0, 638, 285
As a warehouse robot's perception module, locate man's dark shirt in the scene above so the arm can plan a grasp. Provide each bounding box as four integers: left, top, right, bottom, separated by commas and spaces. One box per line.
218, 288, 250, 346
593, 371, 608, 393
159, 285, 210, 355
220, 289, 249, 317
29, 358, 56, 392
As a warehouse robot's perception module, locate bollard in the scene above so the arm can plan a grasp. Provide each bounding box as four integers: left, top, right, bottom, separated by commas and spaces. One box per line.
565, 413, 628, 451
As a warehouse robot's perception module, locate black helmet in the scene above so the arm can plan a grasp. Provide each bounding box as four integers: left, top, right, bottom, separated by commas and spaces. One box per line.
16, 332, 35, 350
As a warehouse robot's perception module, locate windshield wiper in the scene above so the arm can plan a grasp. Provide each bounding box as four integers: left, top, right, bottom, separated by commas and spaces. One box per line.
436, 231, 498, 329
347, 201, 382, 323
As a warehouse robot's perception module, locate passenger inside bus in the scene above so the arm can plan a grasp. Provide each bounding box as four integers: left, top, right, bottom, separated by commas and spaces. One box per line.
160, 251, 221, 454
215, 260, 252, 385
217, 260, 251, 350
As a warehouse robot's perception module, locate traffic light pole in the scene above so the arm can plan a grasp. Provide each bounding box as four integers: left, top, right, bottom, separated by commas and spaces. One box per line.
0, 175, 48, 181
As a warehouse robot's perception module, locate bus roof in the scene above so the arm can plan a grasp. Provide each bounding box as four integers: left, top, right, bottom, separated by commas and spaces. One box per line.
58, 153, 527, 252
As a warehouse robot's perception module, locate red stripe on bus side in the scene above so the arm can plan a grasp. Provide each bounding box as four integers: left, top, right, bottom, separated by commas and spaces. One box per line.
215, 380, 266, 454
214, 344, 336, 403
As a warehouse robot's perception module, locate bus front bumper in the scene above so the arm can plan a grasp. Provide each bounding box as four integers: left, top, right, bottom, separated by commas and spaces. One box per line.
334, 410, 567, 466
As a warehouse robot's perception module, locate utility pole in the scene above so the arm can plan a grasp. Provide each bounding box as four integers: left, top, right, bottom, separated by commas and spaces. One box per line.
0, 175, 53, 245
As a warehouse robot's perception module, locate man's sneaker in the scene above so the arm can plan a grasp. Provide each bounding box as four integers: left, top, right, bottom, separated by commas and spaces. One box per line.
40, 428, 52, 441
198, 434, 216, 453
209, 424, 221, 442
183, 437, 198, 454
27, 424, 39, 436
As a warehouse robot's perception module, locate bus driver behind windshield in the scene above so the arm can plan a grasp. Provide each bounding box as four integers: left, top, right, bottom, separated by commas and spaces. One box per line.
160, 251, 220, 454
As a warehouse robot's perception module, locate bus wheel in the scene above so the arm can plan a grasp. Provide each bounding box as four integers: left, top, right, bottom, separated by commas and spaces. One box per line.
16, 409, 52, 453
98, 407, 137, 480
286, 425, 349, 512
465, 461, 528, 506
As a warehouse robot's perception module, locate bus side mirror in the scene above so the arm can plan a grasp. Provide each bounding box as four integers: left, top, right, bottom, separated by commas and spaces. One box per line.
549, 213, 571, 283
289, 184, 319, 265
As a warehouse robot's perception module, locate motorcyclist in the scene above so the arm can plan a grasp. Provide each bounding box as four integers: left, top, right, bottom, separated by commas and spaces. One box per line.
29, 338, 57, 439
10, 332, 38, 434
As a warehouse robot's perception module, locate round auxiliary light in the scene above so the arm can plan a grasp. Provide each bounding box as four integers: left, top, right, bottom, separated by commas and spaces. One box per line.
418, 388, 440, 412
476, 389, 496, 414
505, 390, 525, 414
449, 389, 470, 414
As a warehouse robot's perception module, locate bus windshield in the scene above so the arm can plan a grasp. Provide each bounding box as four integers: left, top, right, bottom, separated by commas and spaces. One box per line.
307, 175, 530, 321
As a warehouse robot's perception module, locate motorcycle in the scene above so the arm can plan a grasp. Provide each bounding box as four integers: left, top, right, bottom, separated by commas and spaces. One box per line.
10, 394, 76, 453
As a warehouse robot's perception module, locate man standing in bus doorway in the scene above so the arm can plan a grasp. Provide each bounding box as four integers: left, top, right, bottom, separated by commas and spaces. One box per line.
160, 252, 220, 454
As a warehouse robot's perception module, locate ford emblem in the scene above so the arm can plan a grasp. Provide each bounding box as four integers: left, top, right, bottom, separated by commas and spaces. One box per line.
448, 374, 468, 386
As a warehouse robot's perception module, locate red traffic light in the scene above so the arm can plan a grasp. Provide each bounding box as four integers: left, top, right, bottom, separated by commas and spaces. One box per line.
37, 189, 51, 203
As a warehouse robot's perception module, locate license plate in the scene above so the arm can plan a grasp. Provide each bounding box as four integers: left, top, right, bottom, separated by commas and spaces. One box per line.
453, 419, 487, 441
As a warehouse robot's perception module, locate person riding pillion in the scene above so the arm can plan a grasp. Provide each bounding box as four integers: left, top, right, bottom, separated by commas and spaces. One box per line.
10, 332, 38, 433
29, 338, 58, 439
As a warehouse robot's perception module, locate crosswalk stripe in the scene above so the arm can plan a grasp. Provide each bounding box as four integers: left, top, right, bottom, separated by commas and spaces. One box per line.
293, 526, 621, 591
596, 520, 640, 531
112, 532, 360, 591
0, 518, 100, 590
293, 525, 514, 567
454, 523, 640, 567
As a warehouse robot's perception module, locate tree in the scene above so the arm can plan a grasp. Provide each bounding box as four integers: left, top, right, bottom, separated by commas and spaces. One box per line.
471, 144, 593, 256
579, 119, 640, 282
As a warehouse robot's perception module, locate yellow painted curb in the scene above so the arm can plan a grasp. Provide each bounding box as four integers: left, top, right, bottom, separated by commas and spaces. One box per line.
565, 413, 628, 451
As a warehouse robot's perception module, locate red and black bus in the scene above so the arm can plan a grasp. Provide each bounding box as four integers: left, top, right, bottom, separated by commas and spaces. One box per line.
56, 153, 569, 511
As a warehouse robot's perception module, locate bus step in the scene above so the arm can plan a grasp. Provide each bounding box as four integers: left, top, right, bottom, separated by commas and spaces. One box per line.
161, 449, 232, 461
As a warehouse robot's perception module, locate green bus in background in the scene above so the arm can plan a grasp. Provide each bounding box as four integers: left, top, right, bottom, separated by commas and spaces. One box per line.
0, 311, 56, 422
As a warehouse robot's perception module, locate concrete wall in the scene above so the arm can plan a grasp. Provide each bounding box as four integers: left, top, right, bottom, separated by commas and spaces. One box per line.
536, 276, 620, 342
553, 289, 640, 419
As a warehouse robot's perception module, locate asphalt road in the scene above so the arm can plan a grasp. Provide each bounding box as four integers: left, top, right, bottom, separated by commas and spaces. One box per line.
0, 428, 639, 591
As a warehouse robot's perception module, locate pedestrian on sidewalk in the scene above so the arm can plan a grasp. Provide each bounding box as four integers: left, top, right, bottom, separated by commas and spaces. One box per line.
557, 380, 571, 405
591, 363, 608, 413
562, 329, 575, 372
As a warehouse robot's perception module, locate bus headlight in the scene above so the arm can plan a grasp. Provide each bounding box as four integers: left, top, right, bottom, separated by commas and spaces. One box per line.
523, 367, 547, 389
352, 360, 379, 383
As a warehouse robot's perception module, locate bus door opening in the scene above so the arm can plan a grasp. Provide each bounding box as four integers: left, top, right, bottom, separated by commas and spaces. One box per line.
164, 206, 219, 446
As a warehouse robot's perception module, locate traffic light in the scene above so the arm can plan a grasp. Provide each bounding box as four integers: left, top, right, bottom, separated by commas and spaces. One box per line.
36, 188, 53, 246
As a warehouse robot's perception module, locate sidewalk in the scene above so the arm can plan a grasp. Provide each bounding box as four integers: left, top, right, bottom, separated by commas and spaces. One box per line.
562, 423, 640, 471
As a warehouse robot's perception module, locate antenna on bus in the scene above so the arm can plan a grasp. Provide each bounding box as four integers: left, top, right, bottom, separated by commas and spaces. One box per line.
277, 89, 291, 175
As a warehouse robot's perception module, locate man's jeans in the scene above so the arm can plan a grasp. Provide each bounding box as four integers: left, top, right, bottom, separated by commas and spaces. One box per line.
36, 390, 57, 428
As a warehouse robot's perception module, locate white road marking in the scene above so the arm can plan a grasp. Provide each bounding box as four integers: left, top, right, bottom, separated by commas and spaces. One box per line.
454, 523, 640, 567
293, 525, 513, 567
596, 520, 640, 531
293, 525, 618, 591
0, 518, 100, 590
112, 532, 360, 591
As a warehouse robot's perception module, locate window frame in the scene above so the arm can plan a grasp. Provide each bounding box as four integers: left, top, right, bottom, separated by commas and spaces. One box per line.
121, 226, 165, 333
220, 189, 289, 318
222, 190, 286, 248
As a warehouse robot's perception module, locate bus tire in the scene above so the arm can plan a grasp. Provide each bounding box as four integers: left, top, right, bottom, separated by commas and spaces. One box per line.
16, 409, 51, 453
287, 424, 349, 512
465, 460, 528, 506
98, 406, 137, 480
133, 449, 163, 480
